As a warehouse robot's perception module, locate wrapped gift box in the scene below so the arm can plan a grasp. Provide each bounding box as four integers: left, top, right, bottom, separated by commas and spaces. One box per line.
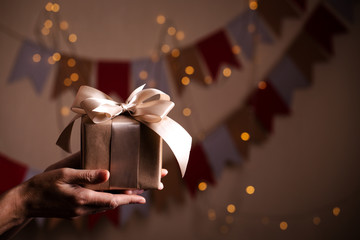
81, 115, 162, 190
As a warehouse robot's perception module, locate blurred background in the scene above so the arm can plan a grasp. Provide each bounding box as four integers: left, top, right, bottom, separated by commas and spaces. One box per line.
1, 0, 360, 239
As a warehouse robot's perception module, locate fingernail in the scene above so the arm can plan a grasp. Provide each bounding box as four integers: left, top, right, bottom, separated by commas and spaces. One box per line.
139, 198, 146, 204
158, 182, 164, 190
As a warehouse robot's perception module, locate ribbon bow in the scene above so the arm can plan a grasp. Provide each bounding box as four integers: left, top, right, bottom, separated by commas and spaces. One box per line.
56, 85, 192, 177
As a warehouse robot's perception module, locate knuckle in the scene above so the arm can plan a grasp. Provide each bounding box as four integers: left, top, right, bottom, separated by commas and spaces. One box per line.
108, 198, 118, 209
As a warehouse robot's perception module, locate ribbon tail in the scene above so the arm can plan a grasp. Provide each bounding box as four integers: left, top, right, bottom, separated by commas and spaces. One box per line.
145, 117, 192, 177
56, 114, 81, 153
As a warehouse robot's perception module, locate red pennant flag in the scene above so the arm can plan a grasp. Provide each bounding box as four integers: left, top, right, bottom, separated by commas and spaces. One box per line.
0, 153, 27, 194
184, 144, 215, 197
88, 208, 120, 229
196, 30, 241, 81
97, 61, 130, 101
248, 81, 290, 132
305, 4, 347, 54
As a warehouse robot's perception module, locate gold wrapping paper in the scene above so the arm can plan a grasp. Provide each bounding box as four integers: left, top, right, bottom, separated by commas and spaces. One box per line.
81, 115, 162, 190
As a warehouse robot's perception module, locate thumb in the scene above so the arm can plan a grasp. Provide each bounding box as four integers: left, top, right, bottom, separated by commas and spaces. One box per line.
62, 169, 110, 185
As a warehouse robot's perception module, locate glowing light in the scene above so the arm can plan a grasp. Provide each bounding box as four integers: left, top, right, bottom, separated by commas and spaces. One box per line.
176, 30, 185, 40
64, 78, 72, 86
226, 215, 234, 224
232, 45, 241, 55
61, 106, 70, 116
279, 221, 288, 230
313, 216, 321, 225
161, 44, 170, 53
223, 67, 232, 77
241, 132, 250, 141
185, 66, 194, 75
204, 76, 213, 85
258, 81, 267, 90
52, 52, 61, 62
167, 26, 176, 36
48, 56, 55, 64
171, 48, 180, 58
246, 185, 255, 195
181, 76, 190, 86
32, 54, 41, 63
67, 58, 76, 67
198, 182, 207, 191
227, 204, 236, 214
70, 73, 79, 82
60, 21, 69, 30
249, 1, 258, 10
332, 207, 340, 216
45, 2, 53, 12
220, 225, 229, 234
182, 108, 191, 117
44, 19, 53, 29
41, 27, 50, 36
208, 209, 216, 221
51, 3, 60, 12
139, 70, 148, 80
248, 23, 256, 33
68, 33, 77, 43
261, 217, 270, 225
156, 15, 166, 24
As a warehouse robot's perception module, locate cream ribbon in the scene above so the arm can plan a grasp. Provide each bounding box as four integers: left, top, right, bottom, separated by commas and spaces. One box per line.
56, 85, 192, 177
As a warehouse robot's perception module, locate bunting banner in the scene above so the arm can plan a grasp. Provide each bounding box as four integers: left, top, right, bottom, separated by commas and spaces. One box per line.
120, 191, 150, 225
226, 10, 273, 59
8, 40, 53, 94
196, 30, 241, 80
0, 152, 27, 194
52, 55, 92, 98
88, 208, 120, 229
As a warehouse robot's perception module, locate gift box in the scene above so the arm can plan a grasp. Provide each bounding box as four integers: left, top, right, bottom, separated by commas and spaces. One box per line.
81, 114, 162, 190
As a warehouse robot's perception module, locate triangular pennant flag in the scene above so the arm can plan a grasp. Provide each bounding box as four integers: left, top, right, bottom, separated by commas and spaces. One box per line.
196, 30, 241, 80
247, 81, 290, 132
8, 40, 53, 94
326, 0, 357, 22
305, 3, 347, 54
52, 55, 92, 99
97, 61, 130, 101
131, 57, 170, 94
257, 0, 301, 36
202, 125, 242, 178
120, 191, 150, 225
268, 55, 310, 106
184, 144, 216, 197
166, 46, 206, 94
226, 10, 273, 59
287, 32, 329, 83
88, 208, 120, 229
0, 152, 27, 194
152, 157, 186, 211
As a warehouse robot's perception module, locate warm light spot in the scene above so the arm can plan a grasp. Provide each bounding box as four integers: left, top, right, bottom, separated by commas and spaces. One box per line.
185, 66, 194, 75
64, 78, 72, 86
208, 209, 216, 221
68, 33, 77, 43
198, 182, 207, 191
44, 19, 53, 29
171, 48, 180, 58
67, 58, 76, 67
223, 67, 231, 77
246, 185, 255, 195
32, 54, 41, 63
332, 207, 340, 216
258, 81, 267, 90
248, 23, 256, 33
60, 21, 69, 30
45, 2, 53, 11
249, 0, 258, 10
167, 26, 176, 36
51, 3, 60, 12
261, 217, 270, 225
181, 76, 190, 86
139, 70, 148, 80
313, 216, 321, 225
61, 106, 70, 116
241, 132, 250, 141
227, 204, 236, 214
161, 44, 170, 53
204, 76, 213, 85
41, 27, 50, 36
226, 215, 234, 224
156, 15, 166, 24
70, 73, 79, 82
183, 108, 192, 117
220, 225, 229, 234
52, 52, 61, 62
280, 221, 288, 230
48, 56, 55, 65
232, 45, 241, 55
176, 30, 185, 41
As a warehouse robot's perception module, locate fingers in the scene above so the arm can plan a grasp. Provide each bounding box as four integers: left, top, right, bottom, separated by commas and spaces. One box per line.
161, 168, 168, 178
61, 168, 110, 185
